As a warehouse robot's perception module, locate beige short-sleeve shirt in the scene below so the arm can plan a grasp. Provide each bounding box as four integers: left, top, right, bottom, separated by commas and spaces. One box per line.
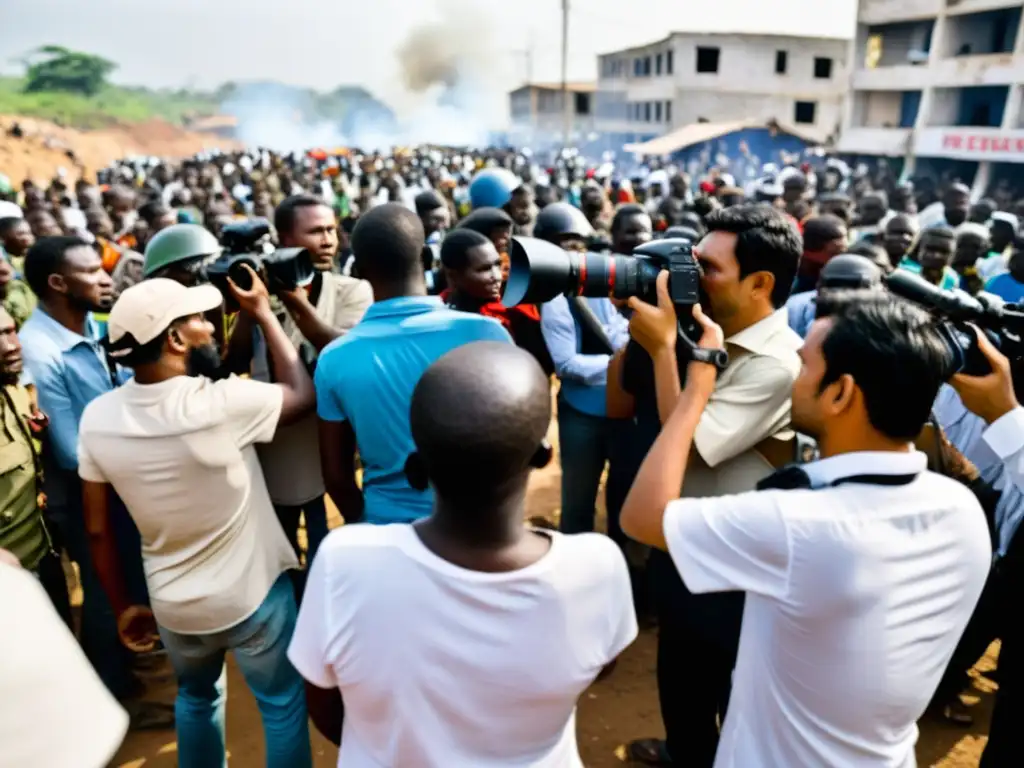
685, 309, 802, 498
78, 375, 298, 634
256, 272, 373, 506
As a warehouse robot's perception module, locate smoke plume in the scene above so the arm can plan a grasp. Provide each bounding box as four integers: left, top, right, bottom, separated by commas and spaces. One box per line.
221, 0, 508, 151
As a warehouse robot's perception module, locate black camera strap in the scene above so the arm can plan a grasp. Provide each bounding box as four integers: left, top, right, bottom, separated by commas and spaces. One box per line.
566, 296, 615, 355
757, 463, 918, 491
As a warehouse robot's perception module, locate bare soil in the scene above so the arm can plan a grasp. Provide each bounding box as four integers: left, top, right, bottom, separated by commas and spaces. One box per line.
0, 115, 239, 186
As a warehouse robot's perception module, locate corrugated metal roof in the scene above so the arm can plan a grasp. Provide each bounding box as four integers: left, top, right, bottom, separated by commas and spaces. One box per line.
510, 82, 597, 94
623, 119, 825, 155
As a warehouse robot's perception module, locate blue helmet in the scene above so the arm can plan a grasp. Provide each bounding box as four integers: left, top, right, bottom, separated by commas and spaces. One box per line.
469, 168, 521, 210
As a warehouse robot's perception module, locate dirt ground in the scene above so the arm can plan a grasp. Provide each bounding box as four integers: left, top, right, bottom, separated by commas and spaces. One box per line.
0, 115, 239, 185
109, 419, 999, 767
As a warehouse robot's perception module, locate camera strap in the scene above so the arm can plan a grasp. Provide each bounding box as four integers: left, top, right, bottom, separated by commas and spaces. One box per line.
566, 296, 615, 355
757, 464, 919, 491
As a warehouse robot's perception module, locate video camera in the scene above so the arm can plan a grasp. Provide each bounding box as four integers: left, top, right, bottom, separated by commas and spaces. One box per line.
886, 270, 1024, 377
205, 219, 314, 296
502, 237, 728, 370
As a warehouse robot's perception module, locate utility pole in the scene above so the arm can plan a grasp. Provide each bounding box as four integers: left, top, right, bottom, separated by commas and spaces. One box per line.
561, 0, 571, 149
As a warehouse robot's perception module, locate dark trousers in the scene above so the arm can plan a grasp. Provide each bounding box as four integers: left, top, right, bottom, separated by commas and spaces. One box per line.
650, 549, 742, 766
932, 564, 1000, 706
556, 399, 632, 545
34, 549, 72, 628
49, 502, 134, 699
274, 495, 329, 603
981, 528, 1024, 767
273, 495, 329, 565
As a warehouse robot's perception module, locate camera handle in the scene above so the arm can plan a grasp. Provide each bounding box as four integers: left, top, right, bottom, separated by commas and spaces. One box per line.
677, 319, 729, 371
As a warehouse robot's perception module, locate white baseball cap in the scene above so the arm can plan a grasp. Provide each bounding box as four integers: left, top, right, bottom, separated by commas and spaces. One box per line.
107, 279, 222, 355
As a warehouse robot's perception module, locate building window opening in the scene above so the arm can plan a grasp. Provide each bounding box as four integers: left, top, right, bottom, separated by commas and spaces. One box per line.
696, 47, 720, 74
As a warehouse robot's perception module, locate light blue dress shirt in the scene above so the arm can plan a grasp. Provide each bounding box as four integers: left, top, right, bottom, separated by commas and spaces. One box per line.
20, 307, 129, 507
539, 295, 630, 418
785, 291, 817, 339
315, 296, 513, 525
933, 384, 1023, 557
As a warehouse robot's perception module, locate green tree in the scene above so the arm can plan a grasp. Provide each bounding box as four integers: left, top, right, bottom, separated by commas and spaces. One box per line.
22, 46, 117, 97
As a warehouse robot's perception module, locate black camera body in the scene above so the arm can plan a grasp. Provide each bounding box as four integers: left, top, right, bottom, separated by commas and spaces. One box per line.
886, 270, 1024, 377
205, 219, 314, 296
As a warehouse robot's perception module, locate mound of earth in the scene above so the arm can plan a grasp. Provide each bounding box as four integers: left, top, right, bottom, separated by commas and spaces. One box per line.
0, 115, 242, 186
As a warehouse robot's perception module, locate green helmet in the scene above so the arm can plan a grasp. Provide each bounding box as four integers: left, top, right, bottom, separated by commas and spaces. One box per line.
143, 224, 221, 277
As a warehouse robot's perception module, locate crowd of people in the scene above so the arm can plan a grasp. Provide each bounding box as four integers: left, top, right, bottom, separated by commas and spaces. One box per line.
1, 144, 1023, 768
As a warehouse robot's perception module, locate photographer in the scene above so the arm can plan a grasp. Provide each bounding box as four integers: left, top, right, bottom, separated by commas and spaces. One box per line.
78, 271, 315, 768
945, 330, 1024, 767
620, 290, 990, 767
228, 195, 373, 569
613, 205, 803, 767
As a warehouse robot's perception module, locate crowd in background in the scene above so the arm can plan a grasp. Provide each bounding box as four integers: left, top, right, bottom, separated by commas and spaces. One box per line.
1, 141, 1023, 768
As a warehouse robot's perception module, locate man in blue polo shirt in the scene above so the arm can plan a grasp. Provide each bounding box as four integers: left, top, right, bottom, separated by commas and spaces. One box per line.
316, 204, 512, 526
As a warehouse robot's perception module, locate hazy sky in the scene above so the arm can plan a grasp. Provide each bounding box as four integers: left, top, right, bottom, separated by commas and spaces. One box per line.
1, 0, 857, 113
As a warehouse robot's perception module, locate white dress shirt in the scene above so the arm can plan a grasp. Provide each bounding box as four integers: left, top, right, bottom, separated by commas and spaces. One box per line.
982, 405, 1024, 507
663, 450, 991, 768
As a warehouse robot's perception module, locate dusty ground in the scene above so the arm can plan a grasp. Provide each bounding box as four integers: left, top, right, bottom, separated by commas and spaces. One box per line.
0, 115, 239, 185
109, 419, 998, 767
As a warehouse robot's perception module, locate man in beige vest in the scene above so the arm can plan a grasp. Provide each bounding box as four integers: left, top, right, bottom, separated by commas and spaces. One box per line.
227, 195, 372, 577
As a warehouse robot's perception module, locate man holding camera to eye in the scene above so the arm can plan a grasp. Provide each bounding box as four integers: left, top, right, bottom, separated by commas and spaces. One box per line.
620, 287, 990, 768
226, 194, 372, 572
610, 205, 804, 767
943, 331, 1024, 767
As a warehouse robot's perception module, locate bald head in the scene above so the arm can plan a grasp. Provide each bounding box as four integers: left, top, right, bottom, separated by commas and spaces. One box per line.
410, 342, 550, 505
351, 202, 426, 286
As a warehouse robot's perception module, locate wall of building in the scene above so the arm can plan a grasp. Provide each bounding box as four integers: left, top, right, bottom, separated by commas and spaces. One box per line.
839, 0, 1024, 194
595, 32, 849, 147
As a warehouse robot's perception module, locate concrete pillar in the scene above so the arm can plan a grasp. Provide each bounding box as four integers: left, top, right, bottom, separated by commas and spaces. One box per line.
1001, 85, 1023, 130
912, 12, 947, 134
971, 161, 991, 201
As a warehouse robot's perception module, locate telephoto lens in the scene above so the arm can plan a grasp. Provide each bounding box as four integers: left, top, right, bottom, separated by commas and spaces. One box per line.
502, 237, 696, 307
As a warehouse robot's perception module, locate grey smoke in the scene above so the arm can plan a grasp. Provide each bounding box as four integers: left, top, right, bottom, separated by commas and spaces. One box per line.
221, 0, 505, 150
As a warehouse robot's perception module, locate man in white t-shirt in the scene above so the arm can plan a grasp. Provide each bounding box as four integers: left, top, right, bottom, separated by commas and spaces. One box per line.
0, 554, 128, 768
620, 292, 990, 767
77, 271, 316, 767
288, 342, 638, 768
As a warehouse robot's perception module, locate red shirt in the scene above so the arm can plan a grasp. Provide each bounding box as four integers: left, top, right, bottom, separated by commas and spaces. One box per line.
439, 290, 540, 330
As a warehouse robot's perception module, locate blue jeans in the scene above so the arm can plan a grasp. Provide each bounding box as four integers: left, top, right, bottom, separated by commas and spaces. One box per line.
557, 398, 633, 545
158, 574, 312, 768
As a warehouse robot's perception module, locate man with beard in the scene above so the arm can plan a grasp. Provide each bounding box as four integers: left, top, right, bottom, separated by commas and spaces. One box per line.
228, 195, 372, 572
20, 236, 173, 730
78, 273, 315, 767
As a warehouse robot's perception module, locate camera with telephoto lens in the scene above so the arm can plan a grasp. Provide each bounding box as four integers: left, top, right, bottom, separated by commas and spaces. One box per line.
502, 236, 728, 370
885, 270, 1024, 377
204, 219, 314, 296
